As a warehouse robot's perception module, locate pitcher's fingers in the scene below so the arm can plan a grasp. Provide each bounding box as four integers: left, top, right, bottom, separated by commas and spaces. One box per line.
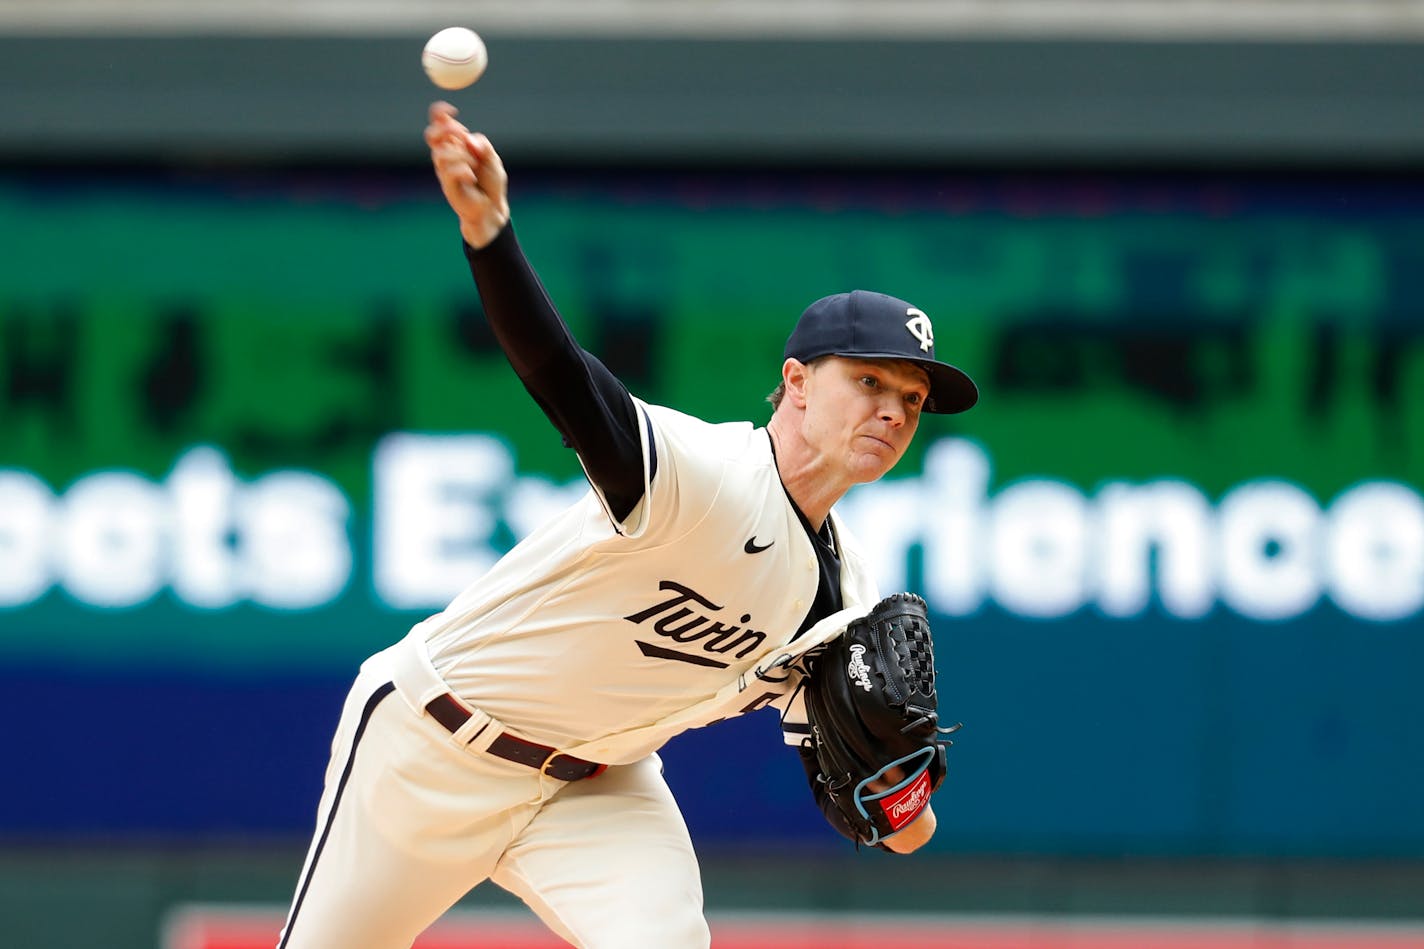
468, 133, 507, 190
431, 141, 471, 174
436, 164, 482, 208
424, 122, 450, 149
428, 103, 471, 146
425, 112, 464, 148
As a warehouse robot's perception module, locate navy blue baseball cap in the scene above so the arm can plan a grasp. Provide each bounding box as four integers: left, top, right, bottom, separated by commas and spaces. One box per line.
784, 290, 979, 414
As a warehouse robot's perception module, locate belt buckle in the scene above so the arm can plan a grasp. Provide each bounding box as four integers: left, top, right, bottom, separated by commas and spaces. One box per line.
541, 751, 603, 781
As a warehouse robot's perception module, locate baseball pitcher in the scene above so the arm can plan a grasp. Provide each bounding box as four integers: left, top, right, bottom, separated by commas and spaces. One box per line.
276, 102, 979, 949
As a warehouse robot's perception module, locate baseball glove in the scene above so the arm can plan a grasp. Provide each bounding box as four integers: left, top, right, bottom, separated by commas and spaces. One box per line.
802, 593, 959, 847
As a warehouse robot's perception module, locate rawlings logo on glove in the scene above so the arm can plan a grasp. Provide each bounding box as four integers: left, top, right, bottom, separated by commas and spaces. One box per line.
884, 770, 932, 829
846, 644, 874, 691
803, 592, 960, 847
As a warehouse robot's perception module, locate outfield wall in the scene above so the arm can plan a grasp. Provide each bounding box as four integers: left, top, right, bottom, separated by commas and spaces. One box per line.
2, 166, 1420, 859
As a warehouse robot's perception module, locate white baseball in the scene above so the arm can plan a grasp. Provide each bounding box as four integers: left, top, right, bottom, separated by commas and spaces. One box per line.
422, 27, 488, 90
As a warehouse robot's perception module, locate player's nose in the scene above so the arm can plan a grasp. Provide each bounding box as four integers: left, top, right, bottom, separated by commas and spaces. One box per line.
878, 399, 907, 427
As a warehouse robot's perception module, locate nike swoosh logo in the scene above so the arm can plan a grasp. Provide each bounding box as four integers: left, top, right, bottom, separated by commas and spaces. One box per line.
744, 537, 774, 554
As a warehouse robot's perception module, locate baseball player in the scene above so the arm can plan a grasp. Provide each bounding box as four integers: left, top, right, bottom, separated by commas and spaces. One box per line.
276, 102, 979, 949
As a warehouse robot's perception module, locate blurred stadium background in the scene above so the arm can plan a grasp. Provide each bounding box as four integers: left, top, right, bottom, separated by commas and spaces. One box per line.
2, 2, 1423, 947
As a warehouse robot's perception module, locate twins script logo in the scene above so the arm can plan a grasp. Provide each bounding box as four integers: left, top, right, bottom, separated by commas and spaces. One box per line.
847, 644, 874, 691
624, 579, 767, 669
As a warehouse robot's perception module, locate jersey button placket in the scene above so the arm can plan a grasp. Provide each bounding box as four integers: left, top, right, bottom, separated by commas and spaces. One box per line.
797, 558, 815, 611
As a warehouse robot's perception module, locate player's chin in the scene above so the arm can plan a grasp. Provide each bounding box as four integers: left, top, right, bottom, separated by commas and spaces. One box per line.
849, 448, 903, 483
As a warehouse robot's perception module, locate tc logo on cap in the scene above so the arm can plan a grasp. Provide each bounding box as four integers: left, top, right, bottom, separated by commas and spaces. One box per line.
783, 290, 978, 414
904, 308, 935, 353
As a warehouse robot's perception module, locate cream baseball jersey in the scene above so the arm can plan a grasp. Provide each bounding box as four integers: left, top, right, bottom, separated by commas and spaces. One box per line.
412, 399, 881, 765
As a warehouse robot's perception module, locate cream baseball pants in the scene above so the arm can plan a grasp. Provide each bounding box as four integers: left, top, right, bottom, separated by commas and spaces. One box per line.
277, 643, 710, 949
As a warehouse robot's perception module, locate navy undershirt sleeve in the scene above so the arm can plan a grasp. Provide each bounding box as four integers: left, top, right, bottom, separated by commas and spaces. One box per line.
464, 224, 650, 523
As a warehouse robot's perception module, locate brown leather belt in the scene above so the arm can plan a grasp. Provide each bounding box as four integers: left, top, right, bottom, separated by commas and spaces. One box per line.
424, 693, 607, 782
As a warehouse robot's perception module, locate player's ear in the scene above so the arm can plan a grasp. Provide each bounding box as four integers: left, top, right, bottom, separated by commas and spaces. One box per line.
782, 358, 812, 409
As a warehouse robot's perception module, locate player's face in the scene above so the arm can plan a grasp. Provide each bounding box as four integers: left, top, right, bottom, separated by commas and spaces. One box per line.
802, 357, 929, 483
